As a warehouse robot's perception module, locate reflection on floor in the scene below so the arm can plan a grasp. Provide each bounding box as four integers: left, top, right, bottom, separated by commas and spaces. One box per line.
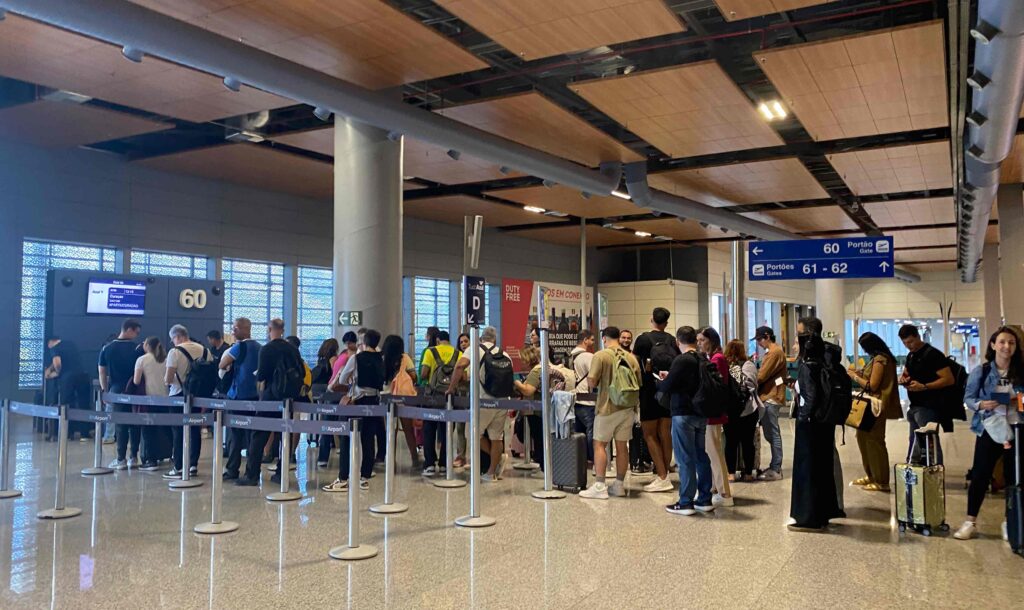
0, 416, 1019, 609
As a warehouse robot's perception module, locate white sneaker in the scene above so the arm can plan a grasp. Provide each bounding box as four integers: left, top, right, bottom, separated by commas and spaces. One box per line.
126, 457, 138, 469
422, 466, 438, 477
579, 482, 609, 500
358, 478, 369, 490
695, 503, 716, 513
108, 459, 127, 470
322, 478, 348, 493
1002, 521, 1009, 542
608, 480, 625, 497
643, 477, 674, 493
481, 473, 496, 482
953, 520, 977, 540
712, 493, 734, 507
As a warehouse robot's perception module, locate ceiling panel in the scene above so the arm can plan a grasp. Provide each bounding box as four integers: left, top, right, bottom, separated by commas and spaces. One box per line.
490, 185, 643, 218
437, 92, 644, 167
620, 218, 739, 241
901, 262, 957, 272
714, 1, 834, 21
895, 247, 957, 263
754, 21, 947, 141
437, 0, 685, 61
648, 158, 828, 207
0, 100, 170, 148
827, 141, 952, 196
741, 205, 859, 233
131, 0, 486, 89
136, 144, 333, 200
862, 197, 954, 227
405, 195, 564, 228
511, 224, 652, 247
0, 15, 293, 122
887, 226, 956, 249
1000, 134, 1024, 183
573, 61, 784, 158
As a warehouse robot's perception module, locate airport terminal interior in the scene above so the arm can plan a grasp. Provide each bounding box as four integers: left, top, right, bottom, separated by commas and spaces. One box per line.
0, 0, 1022, 608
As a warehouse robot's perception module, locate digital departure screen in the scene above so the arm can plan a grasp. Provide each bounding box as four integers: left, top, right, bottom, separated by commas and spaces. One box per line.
87, 278, 147, 315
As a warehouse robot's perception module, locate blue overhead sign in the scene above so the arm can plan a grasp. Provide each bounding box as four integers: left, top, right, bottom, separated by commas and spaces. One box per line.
748, 237, 894, 281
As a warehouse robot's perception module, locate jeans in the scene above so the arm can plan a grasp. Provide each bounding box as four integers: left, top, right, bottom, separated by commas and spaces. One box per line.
672, 415, 712, 507
907, 406, 944, 465
422, 419, 446, 468
113, 403, 141, 461
967, 430, 1013, 516
102, 401, 115, 441
760, 401, 784, 473
574, 405, 596, 462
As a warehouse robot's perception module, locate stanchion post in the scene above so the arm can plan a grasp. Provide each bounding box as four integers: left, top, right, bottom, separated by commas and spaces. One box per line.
435, 394, 466, 489
532, 326, 565, 500
0, 400, 23, 499
370, 398, 408, 514
169, 395, 202, 489
82, 393, 112, 476
37, 405, 81, 519
267, 399, 301, 502
513, 410, 539, 471
195, 410, 239, 534
456, 324, 495, 528
329, 419, 377, 560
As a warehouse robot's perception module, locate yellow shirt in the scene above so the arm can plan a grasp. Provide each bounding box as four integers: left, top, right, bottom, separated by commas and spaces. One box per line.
420, 344, 460, 384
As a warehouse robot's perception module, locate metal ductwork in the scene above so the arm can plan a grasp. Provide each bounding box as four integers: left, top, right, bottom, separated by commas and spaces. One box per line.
960, 0, 1024, 282
623, 163, 921, 283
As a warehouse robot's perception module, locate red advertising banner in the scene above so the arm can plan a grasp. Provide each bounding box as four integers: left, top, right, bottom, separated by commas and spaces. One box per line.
501, 278, 534, 371
502, 278, 594, 371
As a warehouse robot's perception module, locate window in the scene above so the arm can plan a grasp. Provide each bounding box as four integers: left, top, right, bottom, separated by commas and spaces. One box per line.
130, 249, 208, 278
19, 239, 117, 388
222, 259, 285, 336
413, 276, 451, 366
297, 266, 333, 364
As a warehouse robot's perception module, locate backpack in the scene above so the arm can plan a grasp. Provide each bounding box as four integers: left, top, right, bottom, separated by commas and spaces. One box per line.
607, 349, 640, 408
269, 346, 305, 401
426, 347, 458, 395
692, 354, 729, 418
310, 357, 333, 386
944, 356, 969, 421
481, 345, 514, 397
354, 351, 386, 392
174, 346, 218, 398
727, 364, 752, 418
810, 343, 853, 425
215, 340, 249, 397
648, 333, 680, 374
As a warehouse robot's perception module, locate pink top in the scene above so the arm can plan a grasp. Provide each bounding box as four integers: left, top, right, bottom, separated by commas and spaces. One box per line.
330, 350, 355, 383
708, 352, 729, 425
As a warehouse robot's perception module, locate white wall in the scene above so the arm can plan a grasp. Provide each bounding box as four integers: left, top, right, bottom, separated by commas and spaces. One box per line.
844, 271, 986, 320
706, 246, 815, 306
599, 279, 699, 333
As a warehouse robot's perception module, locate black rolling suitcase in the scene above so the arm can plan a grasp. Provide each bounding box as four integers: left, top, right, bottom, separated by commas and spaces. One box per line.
1008, 423, 1023, 556
551, 432, 587, 493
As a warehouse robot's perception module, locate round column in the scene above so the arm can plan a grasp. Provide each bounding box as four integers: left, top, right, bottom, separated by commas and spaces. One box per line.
815, 279, 845, 353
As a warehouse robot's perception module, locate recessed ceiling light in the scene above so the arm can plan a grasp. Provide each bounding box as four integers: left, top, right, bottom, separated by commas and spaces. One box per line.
524, 206, 545, 213
758, 100, 786, 121
653, 235, 672, 241
544, 210, 569, 217
42, 90, 92, 104
771, 101, 786, 119
611, 190, 631, 200
634, 231, 652, 238
758, 103, 774, 121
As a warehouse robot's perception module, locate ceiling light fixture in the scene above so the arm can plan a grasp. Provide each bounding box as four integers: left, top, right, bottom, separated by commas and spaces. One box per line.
524, 206, 545, 214
771, 101, 786, 119
544, 210, 569, 217
312, 106, 332, 121
758, 100, 787, 121
653, 235, 672, 241
446, 149, 460, 161
222, 76, 242, 92
121, 46, 144, 63
634, 231, 652, 238
42, 90, 92, 104
225, 130, 264, 144
602, 222, 624, 230
610, 190, 631, 200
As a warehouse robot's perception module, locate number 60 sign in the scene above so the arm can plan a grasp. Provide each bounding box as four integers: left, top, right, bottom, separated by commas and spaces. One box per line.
179, 289, 207, 309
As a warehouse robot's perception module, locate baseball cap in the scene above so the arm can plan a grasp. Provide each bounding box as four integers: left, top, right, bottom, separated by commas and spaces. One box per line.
752, 326, 774, 341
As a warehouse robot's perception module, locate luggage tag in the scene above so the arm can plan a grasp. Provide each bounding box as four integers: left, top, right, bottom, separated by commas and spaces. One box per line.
775, 377, 784, 387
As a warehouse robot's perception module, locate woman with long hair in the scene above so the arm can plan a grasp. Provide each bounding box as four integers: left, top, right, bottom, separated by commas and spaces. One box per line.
513, 345, 545, 471
311, 338, 340, 385
724, 339, 761, 482
134, 336, 169, 471
954, 326, 1023, 540
382, 334, 421, 467
847, 332, 901, 491
697, 326, 733, 506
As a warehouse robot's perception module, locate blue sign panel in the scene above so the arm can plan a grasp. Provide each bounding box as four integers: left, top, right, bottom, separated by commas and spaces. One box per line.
748, 237, 894, 281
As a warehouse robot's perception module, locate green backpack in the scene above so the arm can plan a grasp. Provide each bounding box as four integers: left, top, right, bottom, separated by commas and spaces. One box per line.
607, 350, 640, 408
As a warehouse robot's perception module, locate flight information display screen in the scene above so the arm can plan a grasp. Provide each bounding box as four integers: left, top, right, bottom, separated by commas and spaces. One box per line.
87, 278, 146, 315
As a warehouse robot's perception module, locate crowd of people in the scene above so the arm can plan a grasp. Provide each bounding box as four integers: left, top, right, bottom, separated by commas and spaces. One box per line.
44, 307, 1020, 540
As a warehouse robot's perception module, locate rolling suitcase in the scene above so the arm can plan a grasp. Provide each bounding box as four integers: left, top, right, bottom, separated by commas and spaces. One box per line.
551, 432, 587, 493
894, 428, 948, 536
1007, 423, 1023, 556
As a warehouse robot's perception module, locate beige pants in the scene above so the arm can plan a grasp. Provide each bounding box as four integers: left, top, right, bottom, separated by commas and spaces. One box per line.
706, 424, 731, 497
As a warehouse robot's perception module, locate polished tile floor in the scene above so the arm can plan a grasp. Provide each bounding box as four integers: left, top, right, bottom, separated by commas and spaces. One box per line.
0, 416, 1019, 609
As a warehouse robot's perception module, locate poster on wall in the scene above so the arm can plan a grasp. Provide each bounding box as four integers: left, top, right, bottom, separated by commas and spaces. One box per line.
502, 278, 594, 371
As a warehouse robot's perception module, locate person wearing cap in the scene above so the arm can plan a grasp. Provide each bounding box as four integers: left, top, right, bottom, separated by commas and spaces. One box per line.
754, 326, 786, 480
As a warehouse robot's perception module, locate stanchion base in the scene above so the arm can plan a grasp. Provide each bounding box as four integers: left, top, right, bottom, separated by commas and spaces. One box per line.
455, 514, 496, 528
329, 544, 378, 560
266, 491, 302, 502
531, 489, 567, 500
433, 479, 467, 489
369, 502, 408, 514
37, 507, 82, 520
168, 479, 203, 489
194, 520, 240, 535
81, 467, 113, 476
0, 490, 24, 499
513, 462, 540, 471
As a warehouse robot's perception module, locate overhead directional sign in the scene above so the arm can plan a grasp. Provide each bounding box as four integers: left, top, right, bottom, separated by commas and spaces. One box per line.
464, 275, 486, 325
748, 237, 894, 281
337, 310, 363, 326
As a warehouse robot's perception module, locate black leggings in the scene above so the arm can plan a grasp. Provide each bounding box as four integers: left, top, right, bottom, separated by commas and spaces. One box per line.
966, 431, 1014, 517
724, 411, 758, 476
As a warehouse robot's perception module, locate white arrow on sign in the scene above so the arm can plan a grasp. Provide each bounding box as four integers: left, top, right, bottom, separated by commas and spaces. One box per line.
879, 261, 890, 272
752, 246, 763, 256
466, 314, 476, 324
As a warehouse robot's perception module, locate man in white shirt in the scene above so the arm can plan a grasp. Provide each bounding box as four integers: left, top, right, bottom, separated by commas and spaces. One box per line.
568, 330, 596, 465
162, 324, 211, 479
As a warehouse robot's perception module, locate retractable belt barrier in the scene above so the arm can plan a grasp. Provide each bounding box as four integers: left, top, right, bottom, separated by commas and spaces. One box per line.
68, 409, 215, 427
453, 396, 543, 412
291, 403, 387, 418
3, 401, 80, 518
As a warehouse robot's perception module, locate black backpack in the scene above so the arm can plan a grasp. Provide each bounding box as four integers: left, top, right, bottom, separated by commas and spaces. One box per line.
725, 364, 750, 419
310, 356, 333, 386
810, 343, 853, 425
426, 347, 458, 395
354, 351, 385, 392
692, 354, 728, 418
481, 345, 514, 398
944, 356, 969, 421
269, 347, 305, 401
215, 340, 249, 397
648, 333, 680, 374
174, 346, 218, 398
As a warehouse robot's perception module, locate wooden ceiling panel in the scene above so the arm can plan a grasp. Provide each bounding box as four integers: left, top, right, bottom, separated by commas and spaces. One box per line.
136, 144, 333, 200
1000, 134, 1024, 183
754, 21, 947, 141
648, 158, 828, 207
714, 1, 834, 21
827, 141, 952, 195
862, 197, 954, 227
888, 227, 956, 249
901, 262, 957, 272
404, 195, 563, 228
0, 14, 293, 122
437, 92, 643, 167
895, 248, 957, 264
490, 185, 643, 218
437, 0, 685, 61
621, 218, 739, 241
741, 206, 859, 233
0, 100, 170, 148
132, 1, 486, 89
511, 224, 652, 247
573, 61, 784, 158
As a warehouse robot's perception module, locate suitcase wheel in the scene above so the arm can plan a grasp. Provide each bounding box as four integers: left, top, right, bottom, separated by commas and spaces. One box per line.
921, 527, 931, 537
897, 522, 906, 533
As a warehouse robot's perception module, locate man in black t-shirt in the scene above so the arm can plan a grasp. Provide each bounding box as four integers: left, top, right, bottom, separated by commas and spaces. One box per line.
631, 307, 679, 493
898, 324, 954, 464
46, 336, 91, 438
98, 319, 142, 468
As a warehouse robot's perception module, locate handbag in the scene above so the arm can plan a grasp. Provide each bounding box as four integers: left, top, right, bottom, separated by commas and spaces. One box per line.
390, 370, 417, 397
845, 390, 881, 430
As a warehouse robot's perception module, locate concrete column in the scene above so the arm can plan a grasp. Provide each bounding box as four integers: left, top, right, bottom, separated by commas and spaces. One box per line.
982, 242, 1002, 339
997, 184, 1024, 324
815, 279, 845, 353
333, 117, 403, 337
730, 240, 746, 343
